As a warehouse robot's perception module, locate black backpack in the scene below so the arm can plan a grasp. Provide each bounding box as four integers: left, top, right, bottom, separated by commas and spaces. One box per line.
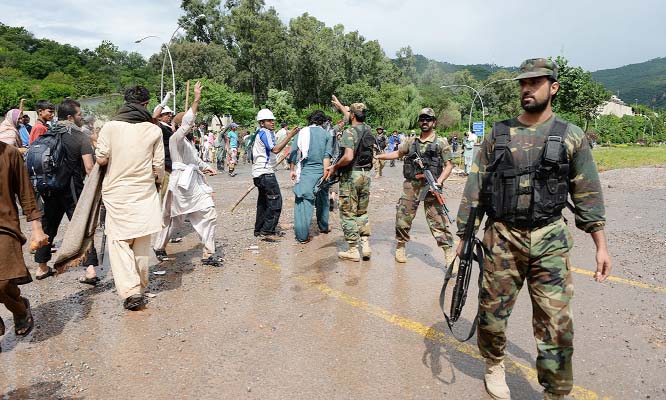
353, 124, 375, 168
26, 123, 70, 194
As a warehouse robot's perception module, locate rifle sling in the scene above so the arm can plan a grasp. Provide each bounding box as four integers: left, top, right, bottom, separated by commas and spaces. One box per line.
438, 237, 485, 342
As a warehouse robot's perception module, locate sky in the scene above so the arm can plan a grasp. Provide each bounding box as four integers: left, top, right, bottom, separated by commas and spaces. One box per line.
2, 0, 665, 71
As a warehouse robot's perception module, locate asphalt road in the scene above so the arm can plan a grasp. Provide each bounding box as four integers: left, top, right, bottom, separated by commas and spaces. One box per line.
1, 160, 664, 400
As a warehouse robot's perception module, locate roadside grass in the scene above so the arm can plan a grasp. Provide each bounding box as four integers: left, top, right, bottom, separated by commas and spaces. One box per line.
593, 146, 666, 172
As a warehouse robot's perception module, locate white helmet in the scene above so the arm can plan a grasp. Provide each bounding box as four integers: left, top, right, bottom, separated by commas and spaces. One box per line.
256, 108, 275, 121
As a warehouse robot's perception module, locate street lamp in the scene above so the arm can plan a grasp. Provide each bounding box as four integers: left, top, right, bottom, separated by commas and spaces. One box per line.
134, 14, 206, 113
441, 78, 517, 136
135, 35, 176, 112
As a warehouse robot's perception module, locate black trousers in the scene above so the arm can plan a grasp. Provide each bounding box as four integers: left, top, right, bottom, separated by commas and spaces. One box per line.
34, 189, 98, 266
253, 173, 282, 235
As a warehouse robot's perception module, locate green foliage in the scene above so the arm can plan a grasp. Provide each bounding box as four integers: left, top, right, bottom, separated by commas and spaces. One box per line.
197, 78, 257, 125
263, 89, 298, 124
553, 56, 610, 131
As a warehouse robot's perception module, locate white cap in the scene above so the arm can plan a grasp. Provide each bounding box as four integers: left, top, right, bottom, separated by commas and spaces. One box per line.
154, 105, 174, 115
256, 108, 275, 121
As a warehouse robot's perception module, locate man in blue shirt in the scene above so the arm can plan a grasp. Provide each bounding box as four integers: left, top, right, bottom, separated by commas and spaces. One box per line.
251, 109, 299, 238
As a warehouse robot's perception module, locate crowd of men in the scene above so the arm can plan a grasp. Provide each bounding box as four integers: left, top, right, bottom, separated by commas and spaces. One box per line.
0, 58, 613, 400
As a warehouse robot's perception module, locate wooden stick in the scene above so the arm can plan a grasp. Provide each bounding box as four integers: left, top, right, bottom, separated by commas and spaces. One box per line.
228, 153, 289, 212
185, 80, 190, 110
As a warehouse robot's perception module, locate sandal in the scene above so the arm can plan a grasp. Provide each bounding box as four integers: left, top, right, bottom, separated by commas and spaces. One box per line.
169, 237, 182, 243
14, 297, 34, 336
154, 249, 169, 262
78, 276, 100, 286
123, 294, 146, 311
201, 255, 223, 267
36, 267, 56, 280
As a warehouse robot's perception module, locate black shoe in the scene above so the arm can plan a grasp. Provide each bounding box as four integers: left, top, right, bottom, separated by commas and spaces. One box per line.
0, 316, 5, 336
123, 294, 146, 311
154, 249, 169, 262
202, 255, 223, 267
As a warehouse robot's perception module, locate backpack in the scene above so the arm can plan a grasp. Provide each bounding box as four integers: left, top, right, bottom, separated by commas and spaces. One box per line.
353, 124, 375, 168
26, 123, 70, 194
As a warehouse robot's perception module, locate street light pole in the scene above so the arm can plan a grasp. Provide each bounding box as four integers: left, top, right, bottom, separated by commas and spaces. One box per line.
135, 14, 205, 113
441, 78, 516, 136
135, 35, 176, 112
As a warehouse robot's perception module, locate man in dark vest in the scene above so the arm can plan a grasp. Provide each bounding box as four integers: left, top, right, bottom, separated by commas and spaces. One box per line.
456, 58, 612, 400
328, 95, 374, 261
372, 126, 387, 178
376, 108, 456, 266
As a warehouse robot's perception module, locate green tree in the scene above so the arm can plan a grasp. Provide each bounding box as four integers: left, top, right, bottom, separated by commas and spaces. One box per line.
197, 78, 256, 125
553, 56, 610, 131
263, 88, 298, 124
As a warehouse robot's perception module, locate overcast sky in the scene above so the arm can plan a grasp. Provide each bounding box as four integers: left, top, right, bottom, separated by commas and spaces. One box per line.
2, 0, 665, 71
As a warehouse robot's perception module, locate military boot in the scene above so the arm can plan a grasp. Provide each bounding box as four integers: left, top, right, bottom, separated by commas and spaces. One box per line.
338, 244, 361, 262
443, 246, 459, 276
543, 392, 565, 400
484, 359, 511, 400
395, 242, 407, 263
360, 237, 372, 260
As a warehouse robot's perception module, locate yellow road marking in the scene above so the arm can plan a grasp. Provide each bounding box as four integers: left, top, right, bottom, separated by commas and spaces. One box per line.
256, 257, 609, 400
571, 267, 666, 293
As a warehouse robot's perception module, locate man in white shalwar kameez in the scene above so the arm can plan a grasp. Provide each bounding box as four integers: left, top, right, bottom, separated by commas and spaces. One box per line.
96, 86, 164, 311
153, 82, 222, 266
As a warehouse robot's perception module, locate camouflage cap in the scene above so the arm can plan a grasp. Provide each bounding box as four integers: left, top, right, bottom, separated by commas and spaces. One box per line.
377, 126, 384, 131
349, 103, 367, 114
515, 58, 559, 81
418, 107, 436, 118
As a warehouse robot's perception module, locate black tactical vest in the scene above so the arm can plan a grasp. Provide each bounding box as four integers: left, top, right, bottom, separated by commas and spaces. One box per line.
480, 118, 570, 228
403, 139, 443, 180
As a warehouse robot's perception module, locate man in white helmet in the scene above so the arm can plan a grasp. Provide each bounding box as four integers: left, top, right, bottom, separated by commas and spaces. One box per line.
251, 108, 299, 238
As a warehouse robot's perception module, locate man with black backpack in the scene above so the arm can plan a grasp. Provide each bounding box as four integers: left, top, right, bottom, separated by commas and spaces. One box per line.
328, 95, 375, 261
31, 99, 98, 284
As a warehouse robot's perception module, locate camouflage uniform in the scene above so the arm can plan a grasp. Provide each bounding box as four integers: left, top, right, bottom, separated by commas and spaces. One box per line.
338, 124, 372, 244
396, 134, 454, 249
456, 116, 606, 395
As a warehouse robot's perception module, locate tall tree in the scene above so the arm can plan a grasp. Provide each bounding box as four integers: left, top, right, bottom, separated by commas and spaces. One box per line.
553, 56, 610, 131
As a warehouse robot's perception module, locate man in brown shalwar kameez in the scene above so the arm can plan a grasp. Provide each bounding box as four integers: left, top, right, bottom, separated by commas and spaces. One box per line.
0, 142, 49, 342
96, 86, 165, 311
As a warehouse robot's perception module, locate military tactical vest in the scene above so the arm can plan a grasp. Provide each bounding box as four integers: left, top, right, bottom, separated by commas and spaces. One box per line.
403, 138, 443, 180
480, 118, 570, 228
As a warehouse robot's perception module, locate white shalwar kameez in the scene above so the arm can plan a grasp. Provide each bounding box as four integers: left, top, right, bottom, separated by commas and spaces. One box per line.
153, 109, 218, 257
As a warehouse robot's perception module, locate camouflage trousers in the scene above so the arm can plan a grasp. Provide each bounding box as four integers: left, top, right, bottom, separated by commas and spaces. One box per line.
373, 150, 385, 176
478, 218, 574, 395
338, 170, 371, 244
395, 180, 454, 248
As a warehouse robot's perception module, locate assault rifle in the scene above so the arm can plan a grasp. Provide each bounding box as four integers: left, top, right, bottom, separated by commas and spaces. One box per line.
413, 152, 454, 224
439, 206, 484, 342
313, 151, 342, 195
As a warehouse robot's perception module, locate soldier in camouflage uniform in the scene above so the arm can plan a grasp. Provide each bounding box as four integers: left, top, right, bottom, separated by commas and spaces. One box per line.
455, 59, 612, 400
376, 108, 456, 267
328, 95, 374, 261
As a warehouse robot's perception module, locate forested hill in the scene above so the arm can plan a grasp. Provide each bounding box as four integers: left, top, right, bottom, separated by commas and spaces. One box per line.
592, 57, 666, 107
411, 54, 516, 81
